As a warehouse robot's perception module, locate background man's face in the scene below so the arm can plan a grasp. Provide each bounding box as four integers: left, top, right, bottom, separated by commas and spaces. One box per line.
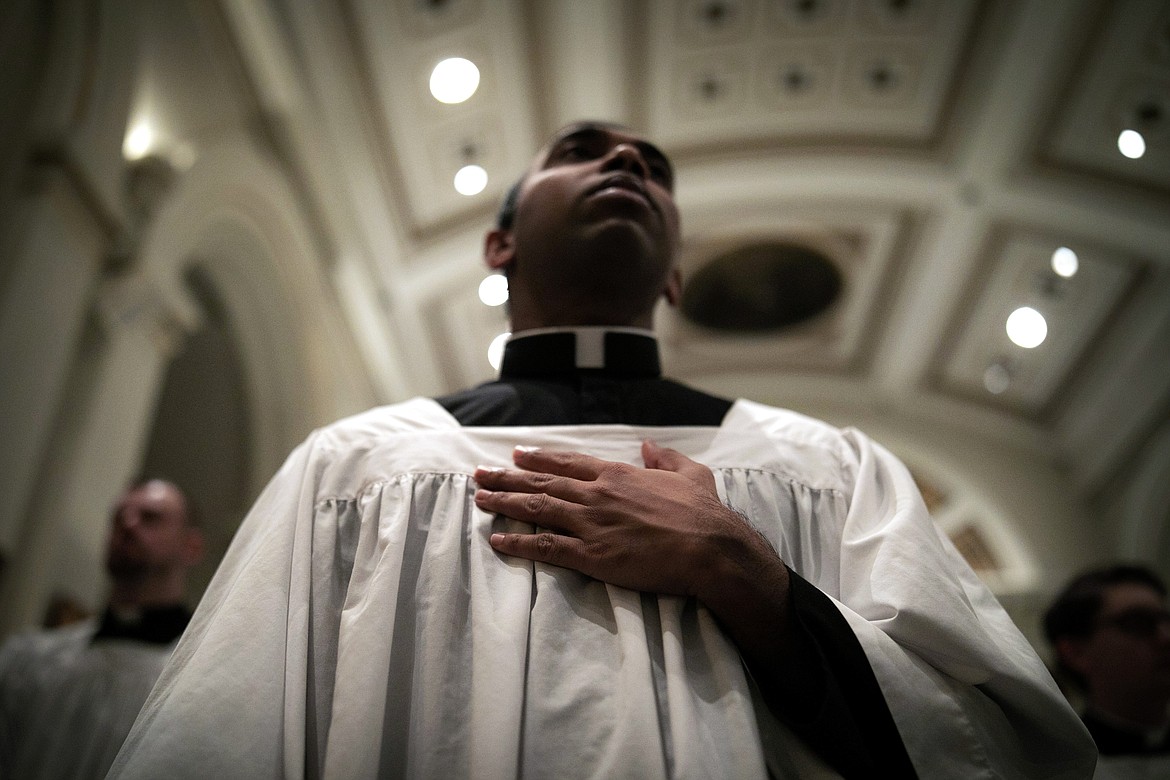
1077, 583, 1170, 699
105, 481, 194, 579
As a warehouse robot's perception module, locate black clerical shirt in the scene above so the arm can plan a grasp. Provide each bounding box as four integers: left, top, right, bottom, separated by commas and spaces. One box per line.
1083, 709, 1170, 756
438, 329, 731, 427
92, 604, 191, 645
437, 329, 916, 778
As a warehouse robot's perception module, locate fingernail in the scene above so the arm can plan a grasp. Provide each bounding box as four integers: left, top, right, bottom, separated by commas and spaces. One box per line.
475, 488, 494, 500
490, 533, 505, 546
514, 445, 540, 454
476, 464, 504, 473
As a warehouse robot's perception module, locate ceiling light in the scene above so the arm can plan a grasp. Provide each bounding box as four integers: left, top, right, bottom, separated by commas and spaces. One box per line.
488, 331, 510, 370
454, 164, 488, 196
430, 57, 480, 104
1051, 246, 1078, 278
123, 121, 155, 160
1118, 129, 1146, 159
982, 361, 1011, 395
478, 274, 508, 306
1006, 306, 1047, 349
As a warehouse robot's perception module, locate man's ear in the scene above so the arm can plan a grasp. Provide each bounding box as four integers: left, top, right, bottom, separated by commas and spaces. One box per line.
182, 528, 206, 567
485, 229, 515, 273
663, 267, 682, 307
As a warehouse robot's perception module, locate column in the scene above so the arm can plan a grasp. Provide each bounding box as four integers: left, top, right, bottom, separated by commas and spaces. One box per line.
0, 271, 196, 633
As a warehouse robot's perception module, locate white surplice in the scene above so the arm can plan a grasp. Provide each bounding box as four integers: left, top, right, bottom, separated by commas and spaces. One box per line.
0, 620, 172, 779
109, 398, 1095, 779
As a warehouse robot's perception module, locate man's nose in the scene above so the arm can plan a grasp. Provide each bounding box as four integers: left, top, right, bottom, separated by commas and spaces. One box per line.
600, 143, 649, 179
1157, 619, 1170, 643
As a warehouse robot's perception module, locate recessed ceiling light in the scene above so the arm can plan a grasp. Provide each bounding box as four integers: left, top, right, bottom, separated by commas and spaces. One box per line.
488, 331, 510, 370
1051, 246, 1078, 278
123, 121, 155, 160
454, 164, 488, 196
478, 274, 508, 306
1006, 306, 1047, 349
430, 57, 480, 104
1118, 129, 1146, 159
983, 361, 1012, 395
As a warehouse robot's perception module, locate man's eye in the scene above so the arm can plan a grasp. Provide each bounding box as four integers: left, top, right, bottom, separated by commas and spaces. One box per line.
560, 145, 591, 160
649, 164, 672, 184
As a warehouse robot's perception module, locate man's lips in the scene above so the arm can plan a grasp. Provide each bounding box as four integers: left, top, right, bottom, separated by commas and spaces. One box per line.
586, 174, 657, 215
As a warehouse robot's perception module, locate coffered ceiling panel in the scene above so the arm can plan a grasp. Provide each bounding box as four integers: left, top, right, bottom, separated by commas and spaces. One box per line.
645, 0, 981, 146
935, 227, 1140, 417
345, 0, 538, 233
1045, 0, 1170, 193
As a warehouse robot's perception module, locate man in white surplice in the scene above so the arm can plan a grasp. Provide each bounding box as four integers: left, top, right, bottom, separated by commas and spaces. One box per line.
1, 479, 203, 779
111, 122, 1095, 778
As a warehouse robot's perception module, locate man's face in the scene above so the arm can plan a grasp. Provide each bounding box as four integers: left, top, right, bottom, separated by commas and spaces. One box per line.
493, 122, 683, 327
105, 481, 195, 579
1070, 583, 1170, 701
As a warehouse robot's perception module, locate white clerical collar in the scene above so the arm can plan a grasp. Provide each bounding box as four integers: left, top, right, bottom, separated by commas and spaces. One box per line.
507, 327, 656, 370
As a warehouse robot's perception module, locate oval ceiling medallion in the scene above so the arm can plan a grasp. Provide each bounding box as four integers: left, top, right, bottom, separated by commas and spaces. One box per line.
681, 242, 843, 332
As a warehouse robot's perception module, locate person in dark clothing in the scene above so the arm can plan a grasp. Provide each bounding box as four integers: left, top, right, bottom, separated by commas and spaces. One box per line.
0, 479, 203, 779
1045, 564, 1170, 760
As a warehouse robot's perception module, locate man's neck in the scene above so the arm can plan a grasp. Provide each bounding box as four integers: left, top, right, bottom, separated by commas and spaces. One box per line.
1090, 694, 1170, 731
108, 575, 186, 610
504, 292, 656, 333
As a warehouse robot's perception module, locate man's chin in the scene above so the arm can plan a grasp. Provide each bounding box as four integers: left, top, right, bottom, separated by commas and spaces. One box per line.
106, 559, 149, 579
586, 215, 657, 242
579, 222, 670, 273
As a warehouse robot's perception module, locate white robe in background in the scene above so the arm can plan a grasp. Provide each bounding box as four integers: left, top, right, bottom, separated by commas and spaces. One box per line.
110, 398, 1096, 778
0, 619, 173, 779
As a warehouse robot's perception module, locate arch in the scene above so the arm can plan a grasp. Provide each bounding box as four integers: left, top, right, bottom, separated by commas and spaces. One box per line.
136, 139, 373, 498
138, 268, 253, 597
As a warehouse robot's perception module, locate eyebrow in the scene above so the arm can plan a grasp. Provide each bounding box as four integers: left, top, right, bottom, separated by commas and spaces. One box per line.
546, 126, 674, 183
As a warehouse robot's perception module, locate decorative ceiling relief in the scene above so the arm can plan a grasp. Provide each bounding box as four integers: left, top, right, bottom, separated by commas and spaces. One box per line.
645, 0, 979, 146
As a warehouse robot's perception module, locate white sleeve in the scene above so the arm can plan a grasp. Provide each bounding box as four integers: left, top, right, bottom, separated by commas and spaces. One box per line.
108, 434, 327, 779
834, 429, 1096, 779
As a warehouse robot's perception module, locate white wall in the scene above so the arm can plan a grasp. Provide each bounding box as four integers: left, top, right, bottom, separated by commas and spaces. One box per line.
0, 0, 378, 636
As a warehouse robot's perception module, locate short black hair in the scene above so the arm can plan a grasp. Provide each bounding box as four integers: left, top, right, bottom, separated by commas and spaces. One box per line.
1044, 564, 1167, 642
496, 176, 523, 230
1043, 564, 1166, 684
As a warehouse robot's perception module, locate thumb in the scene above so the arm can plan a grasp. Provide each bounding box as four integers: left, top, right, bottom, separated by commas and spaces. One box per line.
642, 440, 716, 491
642, 439, 684, 471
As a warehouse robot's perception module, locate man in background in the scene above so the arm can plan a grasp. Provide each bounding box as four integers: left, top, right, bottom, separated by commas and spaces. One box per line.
0, 478, 204, 779
1046, 564, 1170, 777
